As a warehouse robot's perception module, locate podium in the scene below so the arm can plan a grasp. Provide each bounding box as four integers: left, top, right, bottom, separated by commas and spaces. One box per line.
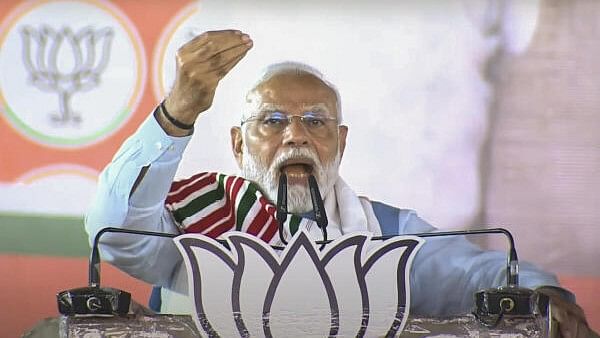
46, 229, 555, 337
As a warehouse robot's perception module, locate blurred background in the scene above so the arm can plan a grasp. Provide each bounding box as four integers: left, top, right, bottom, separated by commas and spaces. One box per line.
1, 0, 598, 336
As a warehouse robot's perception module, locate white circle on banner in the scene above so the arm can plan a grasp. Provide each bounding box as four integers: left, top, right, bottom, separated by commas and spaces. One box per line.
0, 164, 99, 215
0, 0, 146, 148
152, 2, 199, 100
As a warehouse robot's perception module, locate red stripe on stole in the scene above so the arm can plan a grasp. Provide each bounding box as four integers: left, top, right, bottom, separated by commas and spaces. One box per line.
166, 173, 216, 205
261, 217, 279, 243
203, 176, 246, 238
247, 196, 275, 236
259, 195, 276, 217
246, 207, 270, 236
259, 196, 279, 243
169, 172, 211, 193
185, 175, 235, 234
228, 177, 245, 225
186, 176, 244, 238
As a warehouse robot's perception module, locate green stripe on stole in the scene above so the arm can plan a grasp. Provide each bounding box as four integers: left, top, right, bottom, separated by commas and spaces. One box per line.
236, 182, 259, 230
289, 215, 302, 236
174, 174, 226, 223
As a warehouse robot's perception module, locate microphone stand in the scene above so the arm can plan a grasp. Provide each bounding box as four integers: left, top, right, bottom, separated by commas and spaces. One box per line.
270, 227, 546, 327
89, 228, 177, 288
57, 228, 177, 316
372, 228, 519, 287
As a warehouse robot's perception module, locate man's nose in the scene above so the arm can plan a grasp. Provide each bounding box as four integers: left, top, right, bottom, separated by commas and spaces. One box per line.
282, 117, 309, 146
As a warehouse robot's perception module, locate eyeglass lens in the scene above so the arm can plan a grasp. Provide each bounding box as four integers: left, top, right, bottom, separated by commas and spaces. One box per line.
249, 111, 337, 136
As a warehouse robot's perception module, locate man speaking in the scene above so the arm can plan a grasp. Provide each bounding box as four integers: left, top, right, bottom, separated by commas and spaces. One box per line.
86, 30, 594, 337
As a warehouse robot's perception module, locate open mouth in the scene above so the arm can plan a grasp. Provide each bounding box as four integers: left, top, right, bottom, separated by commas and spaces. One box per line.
279, 158, 315, 175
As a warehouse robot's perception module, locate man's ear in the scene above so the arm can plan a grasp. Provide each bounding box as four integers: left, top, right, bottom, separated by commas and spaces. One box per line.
338, 125, 348, 159
230, 126, 244, 168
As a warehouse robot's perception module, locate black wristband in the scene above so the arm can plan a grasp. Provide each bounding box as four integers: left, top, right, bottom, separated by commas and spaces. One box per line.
160, 101, 195, 130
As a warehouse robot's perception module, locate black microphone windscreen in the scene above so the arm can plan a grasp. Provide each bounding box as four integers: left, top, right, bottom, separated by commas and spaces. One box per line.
308, 174, 328, 229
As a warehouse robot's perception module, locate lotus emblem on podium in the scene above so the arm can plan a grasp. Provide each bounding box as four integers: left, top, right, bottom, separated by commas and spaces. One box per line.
176, 230, 423, 337
20, 25, 114, 124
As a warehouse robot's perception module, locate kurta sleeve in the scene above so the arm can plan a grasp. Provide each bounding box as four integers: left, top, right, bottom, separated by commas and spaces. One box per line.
85, 109, 192, 287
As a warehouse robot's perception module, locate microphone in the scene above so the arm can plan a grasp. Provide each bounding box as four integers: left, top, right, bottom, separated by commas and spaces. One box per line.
308, 174, 328, 230
57, 227, 177, 315
308, 174, 328, 248
275, 172, 330, 247
276, 173, 288, 245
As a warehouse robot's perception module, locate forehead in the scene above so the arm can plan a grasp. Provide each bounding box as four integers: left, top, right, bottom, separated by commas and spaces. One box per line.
251, 73, 338, 113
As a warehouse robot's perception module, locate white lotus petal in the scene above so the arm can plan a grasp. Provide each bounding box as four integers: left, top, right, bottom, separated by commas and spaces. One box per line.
268, 234, 332, 337
91, 28, 113, 73
54, 27, 78, 76
175, 235, 239, 337
322, 233, 368, 337
227, 233, 278, 337
363, 236, 424, 337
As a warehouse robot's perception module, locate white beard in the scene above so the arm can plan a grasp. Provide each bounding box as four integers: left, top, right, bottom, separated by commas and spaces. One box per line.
241, 146, 341, 214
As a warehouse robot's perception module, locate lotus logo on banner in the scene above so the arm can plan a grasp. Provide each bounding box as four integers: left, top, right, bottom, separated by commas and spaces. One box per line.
176, 230, 423, 337
0, 0, 145, 147
21, 25, 114, 124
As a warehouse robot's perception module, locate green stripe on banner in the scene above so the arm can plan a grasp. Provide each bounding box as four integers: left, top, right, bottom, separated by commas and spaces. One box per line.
0, 213, 90, 257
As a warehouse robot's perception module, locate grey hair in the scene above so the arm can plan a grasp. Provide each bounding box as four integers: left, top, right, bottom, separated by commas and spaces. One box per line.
242, 61, 343, 123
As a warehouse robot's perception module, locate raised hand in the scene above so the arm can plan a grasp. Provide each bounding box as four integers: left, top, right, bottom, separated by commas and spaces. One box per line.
159, 30, 253, 135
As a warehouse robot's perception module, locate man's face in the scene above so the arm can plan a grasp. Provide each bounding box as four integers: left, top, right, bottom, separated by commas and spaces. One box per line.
231, 72, 348, 213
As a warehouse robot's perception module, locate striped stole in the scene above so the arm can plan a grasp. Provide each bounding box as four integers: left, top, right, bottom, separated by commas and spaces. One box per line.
165, 172, 304, 243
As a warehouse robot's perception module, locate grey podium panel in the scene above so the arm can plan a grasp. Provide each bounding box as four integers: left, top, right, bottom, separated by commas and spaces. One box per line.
23, 314, 548, 337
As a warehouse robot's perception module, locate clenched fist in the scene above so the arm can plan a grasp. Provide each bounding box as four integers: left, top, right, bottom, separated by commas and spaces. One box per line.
159, 30, 253, 135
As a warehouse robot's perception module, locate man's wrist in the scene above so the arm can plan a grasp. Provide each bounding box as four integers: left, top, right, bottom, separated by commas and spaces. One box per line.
160, 101, 195, 130
154, 103, 195, 137
535, 285, 576, 303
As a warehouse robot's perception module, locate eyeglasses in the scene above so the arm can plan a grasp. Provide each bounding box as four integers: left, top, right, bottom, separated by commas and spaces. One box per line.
241, 111, 339, 136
